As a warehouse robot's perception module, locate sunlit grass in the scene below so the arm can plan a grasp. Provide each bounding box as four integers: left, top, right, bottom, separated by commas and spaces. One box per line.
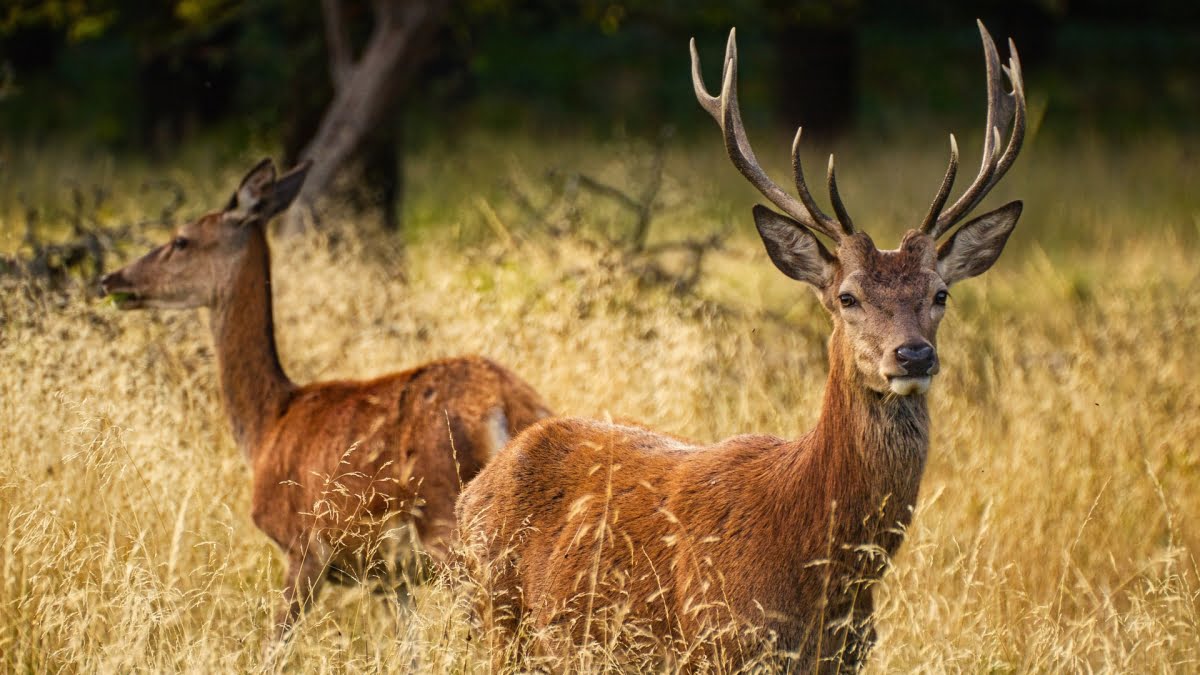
1, 131, 1198, 671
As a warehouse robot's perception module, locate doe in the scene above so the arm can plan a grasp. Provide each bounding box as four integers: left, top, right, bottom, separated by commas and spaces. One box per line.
458, 21, 1025, 672
100, 159, 550, 641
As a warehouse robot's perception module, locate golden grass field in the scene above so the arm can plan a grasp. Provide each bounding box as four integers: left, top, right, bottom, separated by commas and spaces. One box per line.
1, 130, 1198, 672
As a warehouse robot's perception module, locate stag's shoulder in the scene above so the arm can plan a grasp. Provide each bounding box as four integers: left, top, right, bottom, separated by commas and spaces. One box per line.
510, 417, 699, 462
463, 417, 695, 495
459, 418, 689, 526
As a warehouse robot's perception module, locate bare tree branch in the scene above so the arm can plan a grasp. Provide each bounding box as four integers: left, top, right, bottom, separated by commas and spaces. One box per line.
288, 0, 446, 234
321, 0, 354, 90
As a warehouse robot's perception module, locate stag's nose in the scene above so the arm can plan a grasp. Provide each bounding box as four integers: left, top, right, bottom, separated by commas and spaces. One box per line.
895, 342, 937, 376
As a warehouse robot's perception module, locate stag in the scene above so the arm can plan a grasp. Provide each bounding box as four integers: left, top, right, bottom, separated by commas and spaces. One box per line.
100, 159, 551, 641
458, 21, 1025, 671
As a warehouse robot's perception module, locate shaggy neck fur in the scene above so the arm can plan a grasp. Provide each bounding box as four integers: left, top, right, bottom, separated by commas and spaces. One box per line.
208, 228, 295, 460
790, 324, 930, 571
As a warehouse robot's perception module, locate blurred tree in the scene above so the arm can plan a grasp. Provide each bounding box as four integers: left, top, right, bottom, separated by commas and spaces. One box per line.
1, 0, 243, 149
286, 0, 446, 234
1, 1, 117, 44
134, 5, 241, 153
2, 0, 1198, 228
273, 0, 403, 234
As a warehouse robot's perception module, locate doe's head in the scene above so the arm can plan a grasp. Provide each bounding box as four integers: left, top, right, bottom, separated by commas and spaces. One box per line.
100, 159, 310, 310
692, 21, 1025, 396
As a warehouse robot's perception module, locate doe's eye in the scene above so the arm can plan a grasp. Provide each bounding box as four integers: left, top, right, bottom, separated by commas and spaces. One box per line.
934, 290, 949, 305
838, 293, 857, 308
172, 236, 189, 250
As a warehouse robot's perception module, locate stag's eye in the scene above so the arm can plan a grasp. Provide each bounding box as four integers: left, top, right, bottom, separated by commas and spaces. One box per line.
838, 293, 857, 308
934, 290, 949, 305
172, 236, 189, 251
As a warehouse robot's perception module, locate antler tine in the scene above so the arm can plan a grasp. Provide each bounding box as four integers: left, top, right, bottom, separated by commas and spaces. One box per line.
689, 37, 721, 121
790, 127, 839, 234
928, 21, 1026, 239
990, 39, 1027, 184
920, 135, 960, 234
692, 29, 846, 241
826, 155, 855, 234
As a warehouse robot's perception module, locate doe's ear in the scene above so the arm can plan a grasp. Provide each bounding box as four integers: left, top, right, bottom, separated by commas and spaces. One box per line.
225, 159, 312, 221
937, 200, 1022, 285
752, 205, 835, 288
261, 160, 312, 219
227, 158, 277, 216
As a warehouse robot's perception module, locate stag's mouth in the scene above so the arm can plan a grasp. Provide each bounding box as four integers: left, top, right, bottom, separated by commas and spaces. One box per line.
887, 376, 932, 396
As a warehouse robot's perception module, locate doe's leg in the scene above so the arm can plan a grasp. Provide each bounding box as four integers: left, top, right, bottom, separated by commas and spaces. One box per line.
272, 549, 328, 643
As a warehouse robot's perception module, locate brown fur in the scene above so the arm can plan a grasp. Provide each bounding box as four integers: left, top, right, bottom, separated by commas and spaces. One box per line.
459, 26, 1024, 669
100, 160, 551, 640
458, 217, 1021, 671
458, 240, 930, 670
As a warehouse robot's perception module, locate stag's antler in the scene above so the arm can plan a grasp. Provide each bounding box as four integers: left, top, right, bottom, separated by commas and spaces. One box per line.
691, 29, 854, 241
921, 20, 1026, 239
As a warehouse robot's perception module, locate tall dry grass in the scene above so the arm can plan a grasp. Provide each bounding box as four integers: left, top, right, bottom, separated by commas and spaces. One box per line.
1, 132, 1198, 672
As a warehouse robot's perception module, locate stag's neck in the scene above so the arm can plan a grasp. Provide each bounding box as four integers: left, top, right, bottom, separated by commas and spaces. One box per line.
208, 229, 294, 461
798, 329, 931, 553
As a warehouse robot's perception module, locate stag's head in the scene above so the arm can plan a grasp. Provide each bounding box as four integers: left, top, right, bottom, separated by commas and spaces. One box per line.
100, 159, 310, 310
692, 21, 1025, 396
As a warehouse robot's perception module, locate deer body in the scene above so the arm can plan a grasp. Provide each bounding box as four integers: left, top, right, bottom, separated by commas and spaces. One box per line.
101, 160, 550, 640
460, 241, 933, 669
248, 353, 546, 634
459, 22, 1025, 671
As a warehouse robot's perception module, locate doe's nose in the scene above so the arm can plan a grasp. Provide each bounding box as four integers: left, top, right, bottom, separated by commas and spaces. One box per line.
895, 342, 936, 376
99, 271, 121, 296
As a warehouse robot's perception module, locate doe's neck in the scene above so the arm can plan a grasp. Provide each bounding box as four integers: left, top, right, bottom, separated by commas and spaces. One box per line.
208, 228, 294, 460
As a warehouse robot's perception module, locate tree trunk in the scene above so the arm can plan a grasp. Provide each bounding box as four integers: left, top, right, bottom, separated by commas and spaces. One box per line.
285, 0, 444, 234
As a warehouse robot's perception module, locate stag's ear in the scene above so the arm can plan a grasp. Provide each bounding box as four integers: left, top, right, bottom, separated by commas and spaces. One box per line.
937, 201, 1022, 285
753, 205, 835, 288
